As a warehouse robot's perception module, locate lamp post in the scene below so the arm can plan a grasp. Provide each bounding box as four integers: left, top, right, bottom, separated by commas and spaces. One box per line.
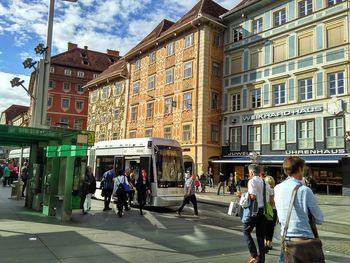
30, 0, 77, 128
10, 77, 36, 101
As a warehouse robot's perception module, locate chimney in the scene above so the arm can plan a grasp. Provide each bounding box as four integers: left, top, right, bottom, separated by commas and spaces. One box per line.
107, 49, 120, 58
84, 46, 88, 50
68, 42, 78, 50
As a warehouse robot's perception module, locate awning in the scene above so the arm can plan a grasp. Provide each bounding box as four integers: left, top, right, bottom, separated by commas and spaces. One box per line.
212, 154, 347, 164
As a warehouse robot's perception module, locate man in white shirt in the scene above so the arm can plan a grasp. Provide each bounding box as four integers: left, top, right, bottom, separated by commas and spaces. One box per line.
243, 164, 267, 263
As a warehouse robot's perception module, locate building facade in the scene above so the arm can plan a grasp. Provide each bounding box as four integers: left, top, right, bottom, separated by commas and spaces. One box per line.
221, 0, 350, 195
124, 0, 227, 177
84, 59, 128, 141
46, 43, 120, 130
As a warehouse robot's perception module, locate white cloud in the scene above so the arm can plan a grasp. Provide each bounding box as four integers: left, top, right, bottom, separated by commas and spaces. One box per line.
0, 72, 30, 113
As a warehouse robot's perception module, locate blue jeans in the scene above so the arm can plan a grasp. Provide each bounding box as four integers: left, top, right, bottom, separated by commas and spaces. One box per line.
243, 208, 266, 262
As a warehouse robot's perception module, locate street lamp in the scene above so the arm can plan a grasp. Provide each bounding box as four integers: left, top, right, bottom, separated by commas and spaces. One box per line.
34, 43, 48, 55
30, 0, 77, 128
23, 58, 37, 70
10, 77, 36, 100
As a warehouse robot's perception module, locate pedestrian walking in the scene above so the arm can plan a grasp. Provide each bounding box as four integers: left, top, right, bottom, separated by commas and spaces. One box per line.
20, 162, 29, 197
101, 166, 116, 211
274, 156, 324, 263
3, 163, 10, 187
234, 171, 242, 193
199, 172, 207, 192
136, 169, 151, 215
208, 168, 214, 188
194, 174, 200, 192
263, 175, 276, 253
243, 164, 268, 263
81, 166, 96, 214
115, 170, 129, 217
228, 173, 235, 194
217, 172, 226, 195
177, 174, 198, 216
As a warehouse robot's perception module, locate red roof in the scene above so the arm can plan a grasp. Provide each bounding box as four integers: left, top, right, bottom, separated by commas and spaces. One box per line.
125, 0, 228, 58
51, 46, 120, 72
3, 104, 29, 124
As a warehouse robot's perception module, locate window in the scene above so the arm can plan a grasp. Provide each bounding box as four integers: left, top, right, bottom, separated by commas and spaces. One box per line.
91, 90, 98, 103
325, 117, 344, 148
273, 84, 286, 105
114, 109, 120, 120
185, 33, 193, 48
298, 120, 314, 149
135, 59, 141, 71
100, 113, 107, 124
230, 127, 241, 151
232, 27, 243, 42
149, 51, 156, 64
250, 46, 263, 69
59, 117, 69, 127
299, 78, 313, 101
231, 52, 242, 74
63, 82, 70, 92
273, 9, 286, 27
328, 0, 343, 6
61, 98, 70, 110
164, 98, 173, 114
211, 124, 219, 143
271, 123, 286, 150
213, 32, 221, 47
251, 88, 261, 108
48, 80, 55, 89
148, 75, 156, 90
115, 82, 123, 95
166, 42, 174, 56
328, 72, 344, 96
145, 129, 153, 137
183, 61, 193, 78
298, 31, 313, 56
129, 131, 136, 138
64, 68, 72, 76
165, 68, 174, 84
74, 118, 83, 130
252, 18, 263, 34
102, 86, 109, 99
326, 21, 344, 48
183, 124, 191, 142
299, 0, 313, 17
164, 127, 172, 139
231, 93, 241, 112
99, 134, 106, 141
273, 40, 286, 63
248, 126, 261, 151
76, 84, 84, 93
77, 71, 84, 78
75, 100, 84, 112
131, 106, 138, 121
133, 81, 140, 95
183, 92, 192, 110
93, 73, 99, 79
212, 62, 221, 78
50, 66, 55, 73
146, 102, 154, 119
211, 92, 219, 110
48, 96, 53, 107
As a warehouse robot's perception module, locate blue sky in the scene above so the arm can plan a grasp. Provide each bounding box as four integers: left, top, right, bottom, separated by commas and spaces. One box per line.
0, 0, 240, 113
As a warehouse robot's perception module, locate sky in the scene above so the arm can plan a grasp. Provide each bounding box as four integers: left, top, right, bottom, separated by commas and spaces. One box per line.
0, 0, 240, 113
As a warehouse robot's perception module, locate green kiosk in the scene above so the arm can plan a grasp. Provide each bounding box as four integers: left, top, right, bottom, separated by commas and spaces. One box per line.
0, 124, 94, 222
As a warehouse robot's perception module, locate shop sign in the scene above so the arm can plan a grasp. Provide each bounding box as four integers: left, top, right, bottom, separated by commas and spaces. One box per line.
227, 151, 260, 156
285, 149, 346, 155
242, 106, 323, 122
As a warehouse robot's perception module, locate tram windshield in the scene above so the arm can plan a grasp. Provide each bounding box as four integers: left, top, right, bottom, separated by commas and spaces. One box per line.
156, 145, 184, 187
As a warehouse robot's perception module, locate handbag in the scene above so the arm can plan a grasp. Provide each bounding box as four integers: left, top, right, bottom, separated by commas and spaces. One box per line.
282, 184, 325, 263
228, 198, 240, 216
263, 181, 273, 221
240, 195, 258, 223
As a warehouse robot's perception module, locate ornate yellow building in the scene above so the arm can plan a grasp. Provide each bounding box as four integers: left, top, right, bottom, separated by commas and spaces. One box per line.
84, 59, 128, 141
124, 0, 228, 176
